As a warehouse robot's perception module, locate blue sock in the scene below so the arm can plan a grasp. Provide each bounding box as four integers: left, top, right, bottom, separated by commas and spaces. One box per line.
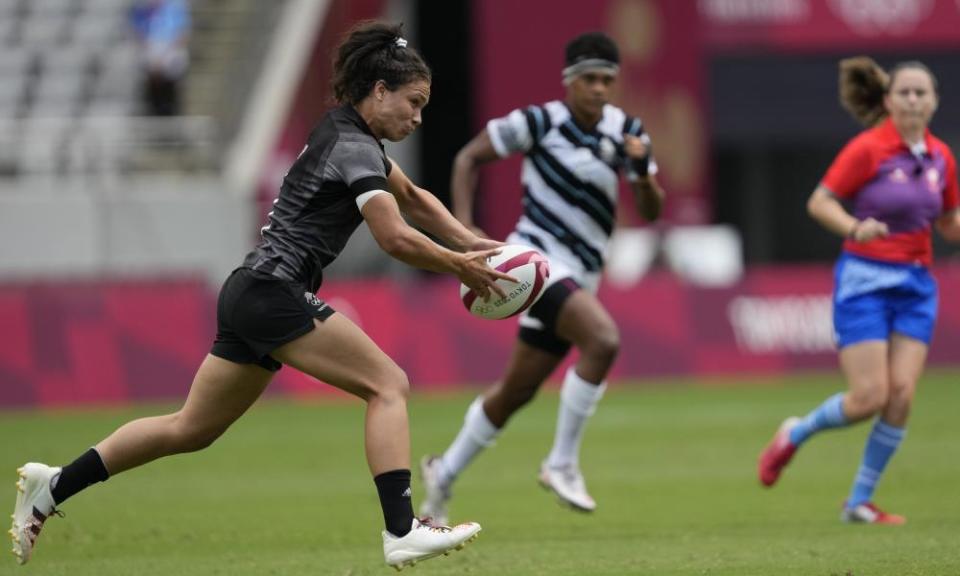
847, 419, 905, 508
788, 393, 848, 446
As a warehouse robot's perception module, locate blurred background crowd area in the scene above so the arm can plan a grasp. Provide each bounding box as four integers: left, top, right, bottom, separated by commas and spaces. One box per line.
3, 0, 960, 405
1, 0, 959, 283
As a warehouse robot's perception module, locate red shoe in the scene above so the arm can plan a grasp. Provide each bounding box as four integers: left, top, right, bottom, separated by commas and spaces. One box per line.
758, 417, 800, 487
841, 502, 906, 525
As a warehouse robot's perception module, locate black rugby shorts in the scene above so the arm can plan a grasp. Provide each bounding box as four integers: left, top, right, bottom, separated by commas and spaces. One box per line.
518, 277, 581, 357
211, 267, 335, 372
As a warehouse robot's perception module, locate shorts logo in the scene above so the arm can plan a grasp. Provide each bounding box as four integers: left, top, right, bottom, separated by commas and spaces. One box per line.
304, 292, 322, 307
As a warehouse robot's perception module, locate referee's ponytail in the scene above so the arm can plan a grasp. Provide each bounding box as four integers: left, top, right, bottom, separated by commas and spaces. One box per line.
839, 56, 889, 127
839, 56, 938, 127
332, 21, 431, 105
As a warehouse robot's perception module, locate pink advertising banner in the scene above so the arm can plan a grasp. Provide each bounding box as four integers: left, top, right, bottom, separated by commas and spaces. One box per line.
700, 0, 960, 52
5, 264, 960, 408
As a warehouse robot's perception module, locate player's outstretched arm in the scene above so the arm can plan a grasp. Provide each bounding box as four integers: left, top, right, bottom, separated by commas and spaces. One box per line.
386, 158, 497, 251
361, 192, 513, 299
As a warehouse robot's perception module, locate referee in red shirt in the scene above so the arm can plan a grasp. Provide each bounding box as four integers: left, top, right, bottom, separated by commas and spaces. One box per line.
759, 57, 960, 524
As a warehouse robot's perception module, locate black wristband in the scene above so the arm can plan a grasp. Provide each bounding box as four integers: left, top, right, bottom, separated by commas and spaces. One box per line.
629, 155, 650, 177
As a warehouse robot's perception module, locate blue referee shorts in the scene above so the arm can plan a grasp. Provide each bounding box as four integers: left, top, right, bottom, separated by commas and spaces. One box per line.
832, 253, 937, 349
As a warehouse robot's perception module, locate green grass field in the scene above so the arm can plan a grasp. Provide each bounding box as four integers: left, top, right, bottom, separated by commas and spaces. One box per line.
2, 371, 960, 575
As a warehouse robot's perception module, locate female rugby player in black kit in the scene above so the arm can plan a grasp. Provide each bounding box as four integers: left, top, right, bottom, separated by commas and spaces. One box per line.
10, 21, 508, 570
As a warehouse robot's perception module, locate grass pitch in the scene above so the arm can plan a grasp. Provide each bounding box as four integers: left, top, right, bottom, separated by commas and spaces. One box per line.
2, 371, 960, 575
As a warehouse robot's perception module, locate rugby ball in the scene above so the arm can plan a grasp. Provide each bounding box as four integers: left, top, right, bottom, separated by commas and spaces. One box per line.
460, 244, 550, 320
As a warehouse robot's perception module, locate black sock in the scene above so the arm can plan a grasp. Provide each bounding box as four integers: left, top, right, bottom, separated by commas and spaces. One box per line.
374, 469, 414, 537
51, 448, 110, 505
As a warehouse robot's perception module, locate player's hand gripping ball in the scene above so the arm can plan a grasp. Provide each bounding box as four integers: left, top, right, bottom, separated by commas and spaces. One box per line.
460, 244, 550, 319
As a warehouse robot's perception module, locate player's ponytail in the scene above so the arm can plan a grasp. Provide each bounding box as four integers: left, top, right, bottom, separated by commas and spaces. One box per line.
332, 20, 431, 105
838, 56, 889, 127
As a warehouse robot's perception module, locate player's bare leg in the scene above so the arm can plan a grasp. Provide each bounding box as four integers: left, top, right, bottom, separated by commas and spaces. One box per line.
274, 315, 480, 569
11, 356, 273, 565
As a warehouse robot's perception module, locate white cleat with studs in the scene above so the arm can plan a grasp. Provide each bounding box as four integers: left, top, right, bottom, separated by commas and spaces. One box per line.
382, 517, 481, 571
10, 463, 61, 565
538, 461, 596, 512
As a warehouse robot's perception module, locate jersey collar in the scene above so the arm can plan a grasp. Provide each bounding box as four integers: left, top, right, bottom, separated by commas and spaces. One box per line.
876, 116, 934, 156
343, 104, 381, 142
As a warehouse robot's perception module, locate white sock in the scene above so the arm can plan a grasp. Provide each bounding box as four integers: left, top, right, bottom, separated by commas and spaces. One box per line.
438, 396, 500, 486
547, 367, 606, 469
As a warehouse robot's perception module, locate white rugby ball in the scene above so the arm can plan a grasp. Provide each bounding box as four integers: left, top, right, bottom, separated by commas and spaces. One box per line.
460, 244, 550, 320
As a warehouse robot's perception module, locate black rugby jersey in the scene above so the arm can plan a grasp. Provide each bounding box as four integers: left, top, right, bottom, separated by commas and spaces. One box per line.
243, 105, 392, 291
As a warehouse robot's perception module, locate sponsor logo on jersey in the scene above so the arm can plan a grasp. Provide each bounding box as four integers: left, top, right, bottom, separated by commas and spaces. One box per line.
889, 167, 908, 183
926, 168, 940, 193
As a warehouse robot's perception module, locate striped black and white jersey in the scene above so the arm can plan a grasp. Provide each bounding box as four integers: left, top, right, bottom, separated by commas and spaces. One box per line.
487, 100, 656, 277
243, 105, 392, 292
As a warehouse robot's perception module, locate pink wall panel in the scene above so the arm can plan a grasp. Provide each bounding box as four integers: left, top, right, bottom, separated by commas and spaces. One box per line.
4, 264, 960, 408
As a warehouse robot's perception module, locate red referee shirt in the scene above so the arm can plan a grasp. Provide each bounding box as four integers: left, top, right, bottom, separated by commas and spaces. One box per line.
821, 117, 959, 265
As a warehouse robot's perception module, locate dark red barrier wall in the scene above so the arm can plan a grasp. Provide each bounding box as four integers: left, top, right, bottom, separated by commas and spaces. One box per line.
5, 264, 960, 408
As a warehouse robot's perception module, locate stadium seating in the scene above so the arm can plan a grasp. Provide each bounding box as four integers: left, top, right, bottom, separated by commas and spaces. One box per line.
0, 0, 276, 178
0, 0, 132, 120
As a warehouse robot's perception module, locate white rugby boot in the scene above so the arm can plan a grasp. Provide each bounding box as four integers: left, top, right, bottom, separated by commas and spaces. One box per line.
10, 463, 61, 565
538, 461, 596, 512
418, 455, 451, 526
382, 517, 481, 571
